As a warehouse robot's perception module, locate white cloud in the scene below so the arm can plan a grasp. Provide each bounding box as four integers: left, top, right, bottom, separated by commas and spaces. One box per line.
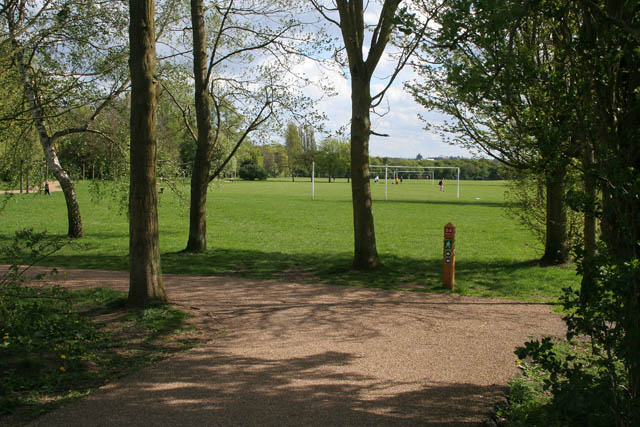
299, 59, 473, 158
287, 5, 475, 159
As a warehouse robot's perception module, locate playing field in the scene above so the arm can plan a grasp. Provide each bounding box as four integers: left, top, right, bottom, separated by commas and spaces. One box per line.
0, 178, 578, 301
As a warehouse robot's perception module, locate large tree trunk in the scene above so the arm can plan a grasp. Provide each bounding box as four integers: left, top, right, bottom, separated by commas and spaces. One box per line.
128, 0, 166, 306
540, 163, 569, 265
185, 0, 212, 253
8, 15, 83, 238
350, 72, 379, 270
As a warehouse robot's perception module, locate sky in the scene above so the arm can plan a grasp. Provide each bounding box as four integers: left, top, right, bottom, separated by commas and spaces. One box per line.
288, 7, 476, 160
297, 56, 475, 160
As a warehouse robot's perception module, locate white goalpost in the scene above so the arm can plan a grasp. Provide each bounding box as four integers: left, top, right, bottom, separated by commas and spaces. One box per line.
370, 165, 461, 200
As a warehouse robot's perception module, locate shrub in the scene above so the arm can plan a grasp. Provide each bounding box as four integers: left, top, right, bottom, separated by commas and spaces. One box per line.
515, 246, 640, 426
238, 162, 267, 181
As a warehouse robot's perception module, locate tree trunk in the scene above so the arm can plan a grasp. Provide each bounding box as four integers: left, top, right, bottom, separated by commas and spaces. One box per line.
540, 163, 569, 265
46, 150, 83, 238
350, 72, 379, 270
128, 0, 166, 306
580, 144, 598, 298
185, 0, 212, 253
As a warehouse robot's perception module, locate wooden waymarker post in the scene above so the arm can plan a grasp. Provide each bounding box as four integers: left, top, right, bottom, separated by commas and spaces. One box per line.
443, 222, 456, 290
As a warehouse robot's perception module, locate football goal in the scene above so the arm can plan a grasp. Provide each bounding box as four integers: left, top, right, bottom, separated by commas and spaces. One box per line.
370, 165, 460, 199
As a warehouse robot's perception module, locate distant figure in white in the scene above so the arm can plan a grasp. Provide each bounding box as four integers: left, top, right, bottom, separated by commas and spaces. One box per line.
374, 175, 379, 183
439, 178, 445, 192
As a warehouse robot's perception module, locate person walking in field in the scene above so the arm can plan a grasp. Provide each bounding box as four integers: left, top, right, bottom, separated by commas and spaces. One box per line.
44, 182, 50, 195
439, 178, 445, 192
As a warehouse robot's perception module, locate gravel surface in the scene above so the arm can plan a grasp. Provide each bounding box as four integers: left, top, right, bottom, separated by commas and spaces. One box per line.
13, 266, 565, 426
0, 181, 61, 194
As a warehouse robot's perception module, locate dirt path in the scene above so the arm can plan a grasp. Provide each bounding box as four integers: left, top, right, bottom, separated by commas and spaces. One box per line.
16, 266, 565, 426
0, 181, 61, 194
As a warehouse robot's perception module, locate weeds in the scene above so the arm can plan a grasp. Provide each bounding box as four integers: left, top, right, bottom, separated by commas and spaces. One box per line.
0, 230, 198, 423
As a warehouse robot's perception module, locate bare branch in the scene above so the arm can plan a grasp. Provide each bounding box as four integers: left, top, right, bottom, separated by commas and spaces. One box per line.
309, 0, 341, 28
160, 80, 198, 144
208, 97, 273, 182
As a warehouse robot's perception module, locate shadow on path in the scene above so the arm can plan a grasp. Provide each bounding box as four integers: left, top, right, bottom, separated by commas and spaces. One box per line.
31, 348, 504, 426
8, 266, 565, 426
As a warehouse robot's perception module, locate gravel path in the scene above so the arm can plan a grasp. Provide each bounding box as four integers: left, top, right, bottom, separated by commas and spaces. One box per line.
0, 181, 62, 194
17, 267, 565, 426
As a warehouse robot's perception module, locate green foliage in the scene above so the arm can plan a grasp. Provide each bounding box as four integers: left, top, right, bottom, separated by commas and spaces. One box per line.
0, 230, 93, 415
496, 361, 552, 426
259, 144, 289, 177
0, 230, 194, 420
514, 245, 640, 426
316, 137, 350, 180
238, 160, 268, 181
505, 171, 583, 249
284, 122, 304, 177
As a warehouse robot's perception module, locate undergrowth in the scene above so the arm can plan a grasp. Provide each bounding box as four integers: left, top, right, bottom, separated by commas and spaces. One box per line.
0, 230, 200, 424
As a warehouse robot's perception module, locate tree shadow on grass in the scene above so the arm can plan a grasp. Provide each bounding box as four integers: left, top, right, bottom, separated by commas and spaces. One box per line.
373, 198, 508, 208
36, 248, 572, 301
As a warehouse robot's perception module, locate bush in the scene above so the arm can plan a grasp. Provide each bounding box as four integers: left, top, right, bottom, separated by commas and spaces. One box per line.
514, 245, 640, 426
0, 230, 96, 414
238, 162, 267, 181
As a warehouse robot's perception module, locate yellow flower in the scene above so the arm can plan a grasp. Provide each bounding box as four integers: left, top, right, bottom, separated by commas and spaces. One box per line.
59, 366, 66, 372
60, 354, 66, 359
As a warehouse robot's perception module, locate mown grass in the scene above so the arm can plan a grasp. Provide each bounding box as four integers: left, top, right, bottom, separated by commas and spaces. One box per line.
0, 178, 579, 301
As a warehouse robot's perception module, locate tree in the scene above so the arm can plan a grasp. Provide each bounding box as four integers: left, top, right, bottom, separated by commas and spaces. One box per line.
285, 122, 304, 180
311, 0, 433, 269
317, 137, 349, 181
1, 0, 130, 238
128, 0, 167, 306
299, 123, 317, 175
181, 0, 318, 252
445, 1, 640, 422
408, 0, 579, 264
259, 144, 288, 177
577, 0, 640, 407
238, 159, 267, 181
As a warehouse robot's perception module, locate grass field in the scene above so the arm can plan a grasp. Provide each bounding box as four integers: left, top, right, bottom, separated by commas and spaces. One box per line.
0, 178, 578, 301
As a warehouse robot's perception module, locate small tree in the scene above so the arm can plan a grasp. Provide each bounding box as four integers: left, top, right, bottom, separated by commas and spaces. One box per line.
310, 0, 434, 270
2, 0, 130, 238
317, 137, 349, 182
285, 122, 304, 181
